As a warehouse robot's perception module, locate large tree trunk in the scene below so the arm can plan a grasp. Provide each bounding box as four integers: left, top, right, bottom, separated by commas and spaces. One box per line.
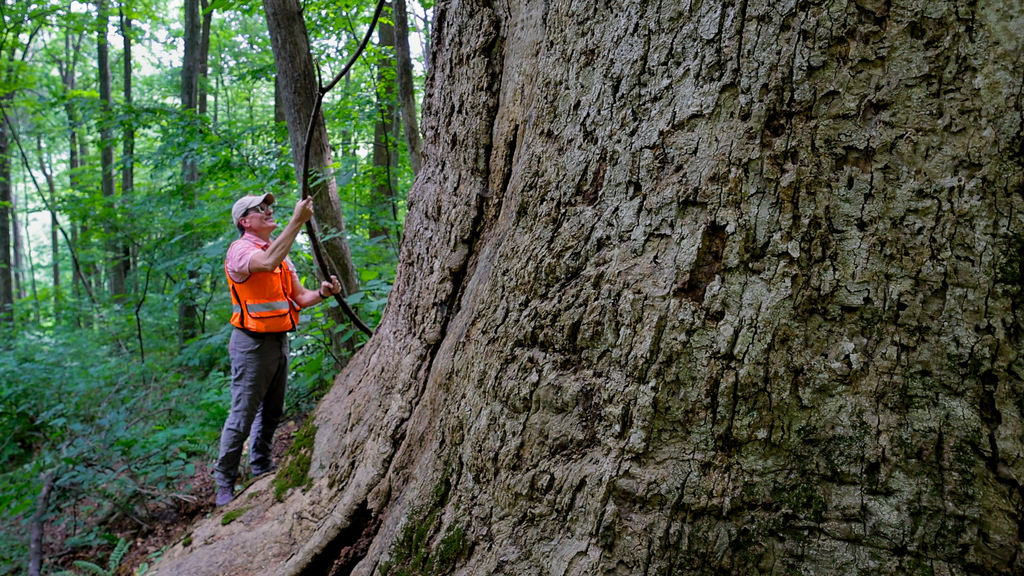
262, 0, 361, 298
151, 1, 1024, 575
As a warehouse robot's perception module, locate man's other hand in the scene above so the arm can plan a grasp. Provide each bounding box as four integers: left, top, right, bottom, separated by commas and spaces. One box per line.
321, 275, 342, 298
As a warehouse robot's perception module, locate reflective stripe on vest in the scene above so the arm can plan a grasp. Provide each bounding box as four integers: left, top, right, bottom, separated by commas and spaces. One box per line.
247, 301, 290, 313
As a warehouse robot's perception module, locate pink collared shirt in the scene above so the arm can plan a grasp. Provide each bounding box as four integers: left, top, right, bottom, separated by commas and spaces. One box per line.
226, 232, 301, 288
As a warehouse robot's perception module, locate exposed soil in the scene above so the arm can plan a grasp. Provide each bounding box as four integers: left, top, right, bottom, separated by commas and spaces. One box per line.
44, 418, 303, 576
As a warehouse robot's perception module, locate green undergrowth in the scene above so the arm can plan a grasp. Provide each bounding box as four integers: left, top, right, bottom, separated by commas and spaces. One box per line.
272, 421, 318, 501
378, 471, 469, 576
0, 326, 229, 574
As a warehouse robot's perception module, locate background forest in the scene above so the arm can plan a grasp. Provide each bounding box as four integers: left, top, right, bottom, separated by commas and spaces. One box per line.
0, 0, 427, 573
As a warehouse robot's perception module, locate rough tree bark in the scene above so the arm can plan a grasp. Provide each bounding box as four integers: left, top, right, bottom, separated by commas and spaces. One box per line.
153, 0, 1024, 575
262, 0, 361, 298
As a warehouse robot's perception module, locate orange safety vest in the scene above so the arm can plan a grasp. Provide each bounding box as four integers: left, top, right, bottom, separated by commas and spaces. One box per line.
226, 246, 301, 333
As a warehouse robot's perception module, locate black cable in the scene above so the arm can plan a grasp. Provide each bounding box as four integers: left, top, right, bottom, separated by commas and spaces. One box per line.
298, 0, 388, 338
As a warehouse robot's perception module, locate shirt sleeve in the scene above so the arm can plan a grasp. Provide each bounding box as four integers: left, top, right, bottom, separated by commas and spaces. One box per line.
285, 256, 303, 298
225, 240, 260, 283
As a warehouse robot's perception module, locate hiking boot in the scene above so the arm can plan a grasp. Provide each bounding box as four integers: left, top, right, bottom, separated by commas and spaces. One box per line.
215, 486, 235, 507
251, 463, 277, 477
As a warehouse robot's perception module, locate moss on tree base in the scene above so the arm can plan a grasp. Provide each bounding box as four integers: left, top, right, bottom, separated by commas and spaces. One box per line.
272, 421, 317, 502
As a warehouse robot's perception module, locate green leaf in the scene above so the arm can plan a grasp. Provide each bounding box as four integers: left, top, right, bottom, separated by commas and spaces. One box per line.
72, 560, 109, 576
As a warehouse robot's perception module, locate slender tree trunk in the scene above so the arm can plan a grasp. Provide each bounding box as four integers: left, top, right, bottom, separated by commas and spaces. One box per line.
370, 9, 398, 242
76, 128, 99, 319
97, 0, 126, 298
394, 0, 422, 176
70, 222, 80, 317
0, 100, 13, 326
218, 68, 226, 124
337, 74, 356, 188
11, 189, 24, 300
198, 0, 213, 116
39, 136, 59, 316
178, 0, 202, 343
51, 203, 58, 294
120, 8, 133, 199
213, 70, 220, 124
63, 31, 81, 320
120, 7, 135, 280
181, 0, 201, 132
413, 1, 431, 73
22, 207, 38, 323
262, 0, 361, 297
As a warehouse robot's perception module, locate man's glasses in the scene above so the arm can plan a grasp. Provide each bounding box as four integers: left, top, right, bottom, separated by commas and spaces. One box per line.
246, 204, 272, 216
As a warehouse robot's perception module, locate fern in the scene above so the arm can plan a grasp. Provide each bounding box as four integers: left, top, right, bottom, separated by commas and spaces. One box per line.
53, 538, 131, 576
71, 560, 110, 576
108, 538, 131, 572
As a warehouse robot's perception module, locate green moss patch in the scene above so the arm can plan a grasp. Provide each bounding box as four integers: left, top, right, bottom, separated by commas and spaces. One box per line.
221, 506, 251, 525
272, 421, 317, 502
378, 472, 469, 576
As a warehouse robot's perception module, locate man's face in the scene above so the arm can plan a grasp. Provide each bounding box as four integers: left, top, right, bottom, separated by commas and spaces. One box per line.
240, 203, 277, 235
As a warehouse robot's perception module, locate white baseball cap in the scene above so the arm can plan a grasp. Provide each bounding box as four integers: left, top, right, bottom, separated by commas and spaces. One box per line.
231, 193, 276, 225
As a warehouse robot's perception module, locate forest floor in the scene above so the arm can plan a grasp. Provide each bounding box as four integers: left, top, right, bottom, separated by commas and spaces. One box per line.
45, 417, 305, 576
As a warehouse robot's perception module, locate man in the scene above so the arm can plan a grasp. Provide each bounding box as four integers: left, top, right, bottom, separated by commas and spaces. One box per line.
215, 193, 342, 506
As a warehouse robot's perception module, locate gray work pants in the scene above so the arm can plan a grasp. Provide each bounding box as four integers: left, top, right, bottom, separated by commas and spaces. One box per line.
214, 329, 289, 489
